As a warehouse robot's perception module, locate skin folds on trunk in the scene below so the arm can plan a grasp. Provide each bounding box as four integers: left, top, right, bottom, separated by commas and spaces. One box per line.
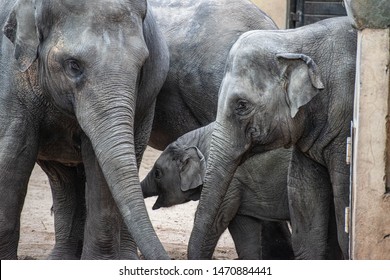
188, 123, 242, 259
76, 74, 169, 259
141, 167, 158, 198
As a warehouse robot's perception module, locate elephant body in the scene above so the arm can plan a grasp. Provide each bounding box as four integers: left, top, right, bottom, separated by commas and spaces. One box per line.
142, 122, 294, 259
147, 0, 277, 150
189, 17, 357, 260
0, 0, 169, 259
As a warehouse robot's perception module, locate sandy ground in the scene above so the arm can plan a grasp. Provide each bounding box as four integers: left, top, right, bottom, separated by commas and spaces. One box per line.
18, 146, 237, 260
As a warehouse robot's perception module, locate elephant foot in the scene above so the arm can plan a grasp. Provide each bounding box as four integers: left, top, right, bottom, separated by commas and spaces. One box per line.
48, 242, 83, 260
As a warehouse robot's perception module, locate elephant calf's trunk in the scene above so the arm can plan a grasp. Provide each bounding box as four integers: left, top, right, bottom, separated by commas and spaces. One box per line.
141, 168, 158, 198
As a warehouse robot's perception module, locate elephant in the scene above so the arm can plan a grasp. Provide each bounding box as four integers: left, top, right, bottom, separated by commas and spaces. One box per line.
0, 0, 170, 260
147, 0, 278, 150
189, 17, 357, 260
142, 122, 294, 259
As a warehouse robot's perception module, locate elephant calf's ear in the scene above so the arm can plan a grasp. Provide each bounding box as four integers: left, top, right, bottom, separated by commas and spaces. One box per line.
179, 147, 206, 192
3, 0, 39, 72
277, 53, 325, 118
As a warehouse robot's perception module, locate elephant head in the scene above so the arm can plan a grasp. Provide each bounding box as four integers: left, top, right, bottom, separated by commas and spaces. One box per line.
141, 143, 205, 209
188, 32, 324, 259
3, 0, 169, 259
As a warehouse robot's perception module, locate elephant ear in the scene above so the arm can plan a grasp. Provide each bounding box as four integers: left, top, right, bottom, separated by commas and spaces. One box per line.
277, 53, 325, 118
3, 0, 39, 72
179, 146, 206, 192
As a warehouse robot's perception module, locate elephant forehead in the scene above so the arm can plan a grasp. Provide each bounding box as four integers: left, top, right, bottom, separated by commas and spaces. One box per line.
45, 0, 145, 32
155, 153, 174, 168
219, 70, 272, 101
57, 0, 87, 11
220, 73, 253, 96
229, 31, 283, 75
57, 0, 145, 15
226, 53, 278, 88
156, 146, 182, 168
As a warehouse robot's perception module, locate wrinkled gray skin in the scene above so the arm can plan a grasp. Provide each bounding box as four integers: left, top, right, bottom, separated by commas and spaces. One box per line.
147, 0, 278, 150
0, 0, 170, 259
189, 17, 357, 260
142, 122, 294, 259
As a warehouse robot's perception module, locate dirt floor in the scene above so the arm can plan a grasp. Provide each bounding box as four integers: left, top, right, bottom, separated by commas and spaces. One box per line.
18, 146, 237, 260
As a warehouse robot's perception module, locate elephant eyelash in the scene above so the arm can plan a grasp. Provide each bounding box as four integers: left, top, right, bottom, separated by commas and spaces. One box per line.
235, 99, 252, 116
63, 59, 84, 79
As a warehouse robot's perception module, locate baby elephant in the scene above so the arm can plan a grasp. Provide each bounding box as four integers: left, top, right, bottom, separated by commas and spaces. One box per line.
141, 122, 294, 259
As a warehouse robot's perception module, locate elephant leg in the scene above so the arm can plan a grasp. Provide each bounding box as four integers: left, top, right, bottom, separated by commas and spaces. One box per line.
288, 148, 332, 259
81, 137, 122, 259
327, 153, 350, 259
229, 216, 293, 260
37, 161, 86, 260
228, 215, 262, 259
260, 220, 294, 260
326, 198, 343, 259
0, 119, 38, 259
201, 183, 241, 259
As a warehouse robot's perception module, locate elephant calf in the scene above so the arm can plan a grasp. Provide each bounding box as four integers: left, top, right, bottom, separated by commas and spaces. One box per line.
142, 122, 294, 259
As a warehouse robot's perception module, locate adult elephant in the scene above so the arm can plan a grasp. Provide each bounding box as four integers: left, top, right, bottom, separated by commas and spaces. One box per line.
0, 0, 169, 259
147, 0, 278, 150
189, 17, 357, 260
142, 122, 294, 260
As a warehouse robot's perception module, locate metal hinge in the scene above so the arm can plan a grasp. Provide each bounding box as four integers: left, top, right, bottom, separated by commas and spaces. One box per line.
345, 206, 350, 233
346, 137, 352, 165
290, 10, 302, 22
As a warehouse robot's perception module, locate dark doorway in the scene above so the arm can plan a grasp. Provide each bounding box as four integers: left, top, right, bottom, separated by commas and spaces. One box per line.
289, 0, 347, 28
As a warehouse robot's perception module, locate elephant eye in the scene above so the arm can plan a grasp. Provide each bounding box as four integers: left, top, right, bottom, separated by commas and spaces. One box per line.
154, 168, 162, 180
235, 99, 251, 116
64, 59, 84, 78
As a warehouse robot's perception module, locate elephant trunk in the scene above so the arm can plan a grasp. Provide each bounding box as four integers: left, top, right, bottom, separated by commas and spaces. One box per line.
188, 122, 242, 259
141, 168, 158, 198
76, 77, 169, 259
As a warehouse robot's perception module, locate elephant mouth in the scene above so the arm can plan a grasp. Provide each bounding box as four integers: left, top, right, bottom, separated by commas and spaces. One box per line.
188, 187, 202, 201
152, 187, 202, 210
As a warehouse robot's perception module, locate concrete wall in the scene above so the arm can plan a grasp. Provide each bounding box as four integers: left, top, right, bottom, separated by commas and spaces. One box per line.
351, 28, 390, 260
251, 0, 288, 28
